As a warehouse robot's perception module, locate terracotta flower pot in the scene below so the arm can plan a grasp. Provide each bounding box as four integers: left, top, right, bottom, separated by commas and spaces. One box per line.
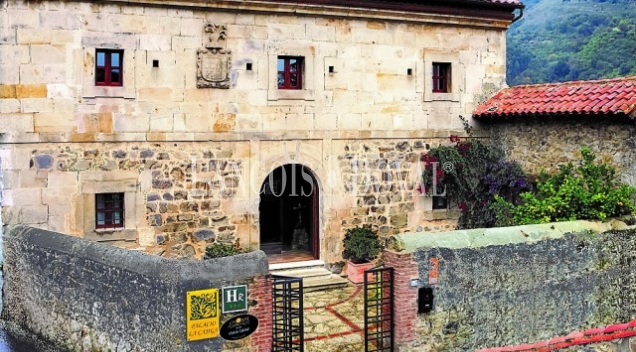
345, 260, 375, 284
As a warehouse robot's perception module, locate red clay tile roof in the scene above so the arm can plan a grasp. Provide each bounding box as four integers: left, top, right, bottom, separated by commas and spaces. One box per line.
463, 0, 523, 6
411, 0, 524, 6
474, 76, 636, 119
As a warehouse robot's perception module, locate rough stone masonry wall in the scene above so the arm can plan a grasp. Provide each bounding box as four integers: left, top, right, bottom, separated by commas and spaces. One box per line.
1, 142, 252, 259
0, 0, 510, 261
401, 229, 636, 351
0, 136, 462, 263
3, 225, 271, 352
333, 138, 457, 240
489, 118, 636, 185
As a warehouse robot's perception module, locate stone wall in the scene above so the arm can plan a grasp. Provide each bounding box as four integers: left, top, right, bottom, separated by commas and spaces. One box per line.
0, 137, 460, 263
386, 222, 636, 351
2, 225, 271, 352
488, 118, 636, 185
0, 0, 512, 262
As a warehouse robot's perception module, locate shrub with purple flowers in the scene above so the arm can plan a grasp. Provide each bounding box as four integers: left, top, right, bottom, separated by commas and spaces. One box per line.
420, 116, 531, 229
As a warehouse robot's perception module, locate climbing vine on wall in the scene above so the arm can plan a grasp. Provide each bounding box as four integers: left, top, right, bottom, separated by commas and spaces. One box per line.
420, 116, 531, 229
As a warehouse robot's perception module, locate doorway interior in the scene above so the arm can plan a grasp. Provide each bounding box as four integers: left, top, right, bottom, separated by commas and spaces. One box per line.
259, 164, 319, 263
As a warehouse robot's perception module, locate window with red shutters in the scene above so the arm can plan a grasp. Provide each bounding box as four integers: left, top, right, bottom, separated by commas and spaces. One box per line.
432, 62, 451, 93
277, 56, 303, 90
95, 49, 123, 86
95, 193, 124, 229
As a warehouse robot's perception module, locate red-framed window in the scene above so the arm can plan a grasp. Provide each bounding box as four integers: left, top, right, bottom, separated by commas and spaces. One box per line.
277, 56, 303, 90
432, 62, 451, 93
96, 193, 124, 229
95, 49, 123, 86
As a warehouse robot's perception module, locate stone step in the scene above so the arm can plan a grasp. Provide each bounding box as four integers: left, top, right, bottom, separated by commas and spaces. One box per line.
269, 259, 325, 272
303, 275, 350, 293
271, 267, 333, 280
270, 265, 351, 292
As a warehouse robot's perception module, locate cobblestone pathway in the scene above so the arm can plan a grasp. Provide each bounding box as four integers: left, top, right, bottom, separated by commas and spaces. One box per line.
303, 285, 366, 352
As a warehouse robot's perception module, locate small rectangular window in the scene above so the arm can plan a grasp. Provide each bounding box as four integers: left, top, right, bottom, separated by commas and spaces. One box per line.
432, 195, 448, 210
96, 193, 124, 229
277, 56, 303, 90
432, 63, 451, 93
95, 49, 124, 86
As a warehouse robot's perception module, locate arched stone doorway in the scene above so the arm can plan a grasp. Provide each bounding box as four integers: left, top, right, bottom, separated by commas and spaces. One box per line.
259, 164, 320, 262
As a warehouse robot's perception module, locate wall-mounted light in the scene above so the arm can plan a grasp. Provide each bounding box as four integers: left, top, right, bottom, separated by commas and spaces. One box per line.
153, 60, 159, 68
328, 66, 335, 73
410, 278, 420, 287
407, 68, 413, 75
246, 63, 253, 71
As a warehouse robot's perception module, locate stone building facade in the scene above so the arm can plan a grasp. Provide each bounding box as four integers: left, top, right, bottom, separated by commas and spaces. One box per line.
0, 0, 521, 264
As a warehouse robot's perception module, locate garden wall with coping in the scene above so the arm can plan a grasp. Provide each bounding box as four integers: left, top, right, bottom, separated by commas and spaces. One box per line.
386, 220, 636, 351
2, 225, 271, 352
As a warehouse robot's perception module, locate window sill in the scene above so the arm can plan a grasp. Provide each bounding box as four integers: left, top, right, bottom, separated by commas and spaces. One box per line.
423, 209, 459, 220
430, 93, 455, 102
86, 228, 137, 242
95, 227, 125, 233
268, 89, 315, 101
82, 86, 134, 99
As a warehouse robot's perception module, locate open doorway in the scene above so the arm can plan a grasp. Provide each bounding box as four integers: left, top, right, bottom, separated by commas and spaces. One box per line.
259, 164, 319, 263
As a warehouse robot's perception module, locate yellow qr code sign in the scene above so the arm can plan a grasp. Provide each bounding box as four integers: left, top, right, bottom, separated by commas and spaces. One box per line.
186, 288, 220, 341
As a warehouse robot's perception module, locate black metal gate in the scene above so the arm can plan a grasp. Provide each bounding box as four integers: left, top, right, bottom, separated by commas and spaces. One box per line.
364, 266, 394, 352
272, 275, 304, 351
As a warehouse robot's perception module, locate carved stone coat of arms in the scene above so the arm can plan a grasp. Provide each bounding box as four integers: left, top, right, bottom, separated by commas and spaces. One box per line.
197, 23, 231, 89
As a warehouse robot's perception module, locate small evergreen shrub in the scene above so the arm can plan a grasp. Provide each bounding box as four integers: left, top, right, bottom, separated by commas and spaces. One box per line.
342, 225, 381, 264
203, 242, 248, 259
492, 148, 636, 226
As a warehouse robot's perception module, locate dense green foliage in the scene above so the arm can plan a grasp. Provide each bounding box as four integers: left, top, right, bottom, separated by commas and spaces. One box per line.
342, 225, 381, 264
203, 242, 248, 259
507, 0, 636, 85
420, 118, 531, 229
492, 148, 636, 226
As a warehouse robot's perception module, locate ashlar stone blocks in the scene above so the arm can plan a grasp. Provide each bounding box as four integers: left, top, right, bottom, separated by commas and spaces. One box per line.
0, 0, 513, 261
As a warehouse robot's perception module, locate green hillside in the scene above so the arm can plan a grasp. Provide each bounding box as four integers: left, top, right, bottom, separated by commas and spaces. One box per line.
507, 0, 636, 85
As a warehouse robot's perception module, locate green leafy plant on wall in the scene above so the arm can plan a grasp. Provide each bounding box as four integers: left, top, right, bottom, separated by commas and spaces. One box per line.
203, 241, 248, 259
342, 225, 381, 264
420, 116, 531, 229
492, 148, 636, 226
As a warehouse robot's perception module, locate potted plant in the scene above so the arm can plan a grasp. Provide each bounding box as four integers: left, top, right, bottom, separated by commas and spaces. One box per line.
342, 225, 382, 284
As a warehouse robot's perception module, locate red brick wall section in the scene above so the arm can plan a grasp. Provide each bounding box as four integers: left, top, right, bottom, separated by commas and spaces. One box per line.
249, 275, 273, 352
383, 250, 419, 347
477, 320, 636, 352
